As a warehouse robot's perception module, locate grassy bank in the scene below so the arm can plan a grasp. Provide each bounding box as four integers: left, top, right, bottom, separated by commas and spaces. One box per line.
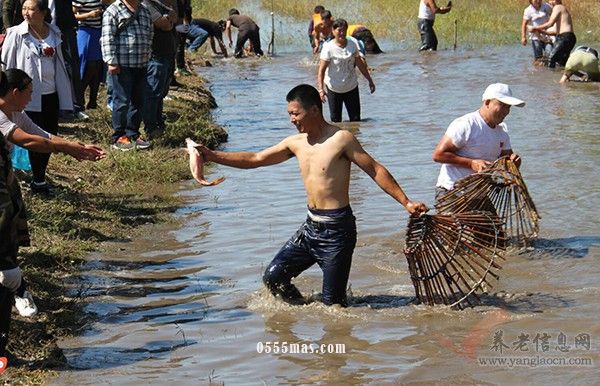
194, 0, 600, 47
2, 73, 226, 384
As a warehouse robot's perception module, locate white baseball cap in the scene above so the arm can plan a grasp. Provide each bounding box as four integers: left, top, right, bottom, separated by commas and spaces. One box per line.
481, 83, 525, 107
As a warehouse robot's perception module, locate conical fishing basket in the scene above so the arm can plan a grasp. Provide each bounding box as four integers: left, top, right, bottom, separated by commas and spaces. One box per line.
403, 212, 506, 309
435, 158, 540, 246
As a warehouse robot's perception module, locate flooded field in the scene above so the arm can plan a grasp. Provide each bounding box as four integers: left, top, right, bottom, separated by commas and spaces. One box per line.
52, 4, 599, 385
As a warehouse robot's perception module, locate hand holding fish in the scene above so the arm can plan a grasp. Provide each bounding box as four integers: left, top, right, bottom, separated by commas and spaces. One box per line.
185, 138, 225, 186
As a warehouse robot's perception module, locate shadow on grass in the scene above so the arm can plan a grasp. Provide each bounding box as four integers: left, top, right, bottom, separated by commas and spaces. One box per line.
26, 186, 180, 245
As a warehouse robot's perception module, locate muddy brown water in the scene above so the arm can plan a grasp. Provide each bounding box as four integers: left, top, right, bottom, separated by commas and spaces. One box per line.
52, 18, 599, 386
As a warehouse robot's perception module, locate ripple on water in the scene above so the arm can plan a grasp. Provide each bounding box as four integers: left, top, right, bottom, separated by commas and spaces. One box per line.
55, 38, 600, 385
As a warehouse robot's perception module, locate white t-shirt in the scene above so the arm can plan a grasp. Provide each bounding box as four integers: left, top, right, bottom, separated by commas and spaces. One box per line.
0, 110, 51, 151
523, 3, 553, 41
418, 0, 435, 20
320, 38, 360, 93
436, 110, 512, 190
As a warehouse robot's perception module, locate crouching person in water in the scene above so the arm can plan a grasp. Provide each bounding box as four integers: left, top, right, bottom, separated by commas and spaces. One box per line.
193, 84, 428, 306
560, 46, 600, 83
348, 24, 383, 55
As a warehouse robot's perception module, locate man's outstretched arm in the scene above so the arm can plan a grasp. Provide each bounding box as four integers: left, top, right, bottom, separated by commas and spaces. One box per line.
198, 138, 294, 169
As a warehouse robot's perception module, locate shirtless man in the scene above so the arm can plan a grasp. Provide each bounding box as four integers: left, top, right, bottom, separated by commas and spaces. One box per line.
531, 0, 576, 67
193, 84, 428, 306
312, 10, 333, 54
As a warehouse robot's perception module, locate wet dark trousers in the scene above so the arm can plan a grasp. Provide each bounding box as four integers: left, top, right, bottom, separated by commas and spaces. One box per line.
548, 32, 576, 68
234, 28, 264, 57
326, 86, 361, 122
263, 216, 357, 306
418, 18, 438, 51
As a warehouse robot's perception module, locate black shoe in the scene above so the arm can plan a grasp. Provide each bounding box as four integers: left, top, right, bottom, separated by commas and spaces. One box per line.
30, 181, 52, 195
146, 129, 163, 141
3, 350, 26, 367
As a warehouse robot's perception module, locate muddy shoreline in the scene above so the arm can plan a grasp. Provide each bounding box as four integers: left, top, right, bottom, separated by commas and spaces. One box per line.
2, 71, 225, 385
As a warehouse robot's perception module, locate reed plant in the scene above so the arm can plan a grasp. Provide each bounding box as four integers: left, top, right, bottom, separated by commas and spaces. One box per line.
193, 0, 600, 48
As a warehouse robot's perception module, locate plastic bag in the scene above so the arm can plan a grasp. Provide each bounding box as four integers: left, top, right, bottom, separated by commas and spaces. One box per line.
11, 145, 31, 171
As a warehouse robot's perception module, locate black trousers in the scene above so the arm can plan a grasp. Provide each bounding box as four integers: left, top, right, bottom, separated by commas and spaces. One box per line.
418, 18, 438, 51
263, 212, 357, 306
61, 27, 85, 111
26, 93, 59, 184
326, 86, 361, 122
175, 31, 187, 69
234, 27, 264, 57
548, 32, 576, 68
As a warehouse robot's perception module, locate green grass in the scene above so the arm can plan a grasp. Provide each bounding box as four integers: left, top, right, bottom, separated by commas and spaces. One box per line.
3, 75, 226, 384
193, 0, 600, 47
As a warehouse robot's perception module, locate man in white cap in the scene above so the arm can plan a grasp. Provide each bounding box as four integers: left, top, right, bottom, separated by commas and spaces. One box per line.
432, 83, 526, 203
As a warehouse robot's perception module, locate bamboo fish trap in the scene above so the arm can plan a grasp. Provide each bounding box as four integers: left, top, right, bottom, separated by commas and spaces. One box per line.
435, 158, 540, 246
403, 212, 506, 309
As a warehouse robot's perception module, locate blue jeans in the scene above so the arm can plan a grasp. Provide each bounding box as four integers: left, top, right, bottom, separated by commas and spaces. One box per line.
143, 56, 173, 134
531, 39, 553, 59
110, 66, 146, 141
263, 209, 357, 306
187, 24, 209, 51
106, 68, 113, 108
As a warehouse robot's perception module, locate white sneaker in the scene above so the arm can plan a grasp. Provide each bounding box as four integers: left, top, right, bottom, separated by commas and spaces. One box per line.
14, 291, 38, 317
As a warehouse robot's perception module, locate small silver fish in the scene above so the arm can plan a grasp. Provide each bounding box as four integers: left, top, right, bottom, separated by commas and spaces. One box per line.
185, 138, 225, 186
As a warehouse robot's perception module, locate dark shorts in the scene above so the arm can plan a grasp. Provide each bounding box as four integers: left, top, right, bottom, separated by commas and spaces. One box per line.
262, 206, 357, 306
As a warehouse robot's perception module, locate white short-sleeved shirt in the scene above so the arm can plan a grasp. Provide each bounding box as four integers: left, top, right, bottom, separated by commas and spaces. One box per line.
320, 39, 360, 94
0, 110, 51, 151
418, 0, 435, 20
436, 110, 512, 190
523, 3, 553, 41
